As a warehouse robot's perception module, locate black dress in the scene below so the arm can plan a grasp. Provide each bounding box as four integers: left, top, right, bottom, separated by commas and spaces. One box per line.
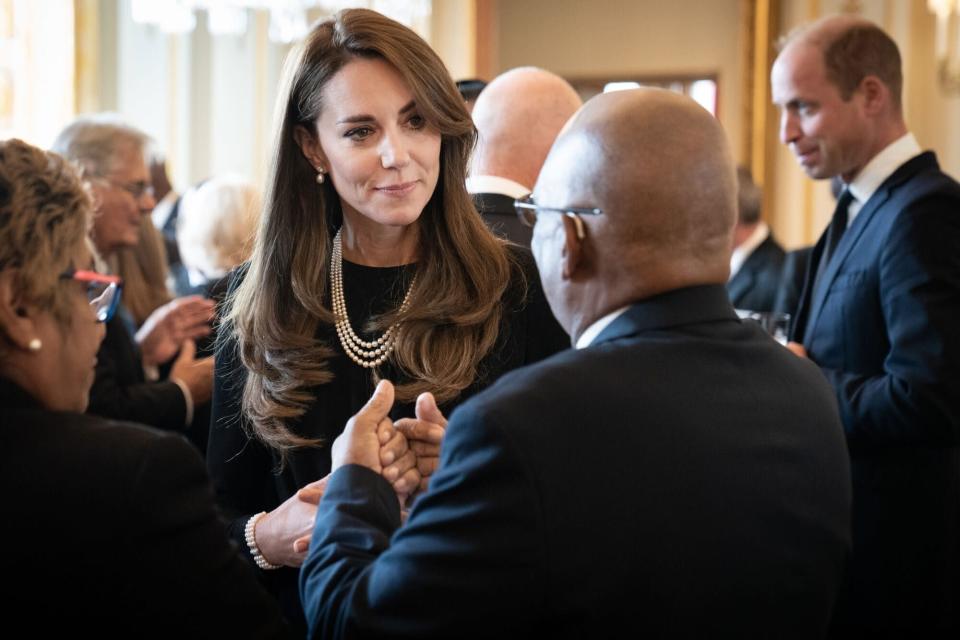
207, 246, 569, 630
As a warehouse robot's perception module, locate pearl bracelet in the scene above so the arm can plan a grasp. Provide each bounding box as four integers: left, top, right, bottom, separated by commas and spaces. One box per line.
244, 511, 280, 570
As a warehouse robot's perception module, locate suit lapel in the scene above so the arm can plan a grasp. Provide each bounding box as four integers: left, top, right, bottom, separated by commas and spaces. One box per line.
790, 233, 827, 341
800, 152, 935, 344
727, 268, 755, 306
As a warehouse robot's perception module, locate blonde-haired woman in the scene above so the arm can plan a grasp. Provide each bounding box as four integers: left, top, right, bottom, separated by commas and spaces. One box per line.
177, 174, 260, 289
0, 138, 286, 635
208, 8, 567, 630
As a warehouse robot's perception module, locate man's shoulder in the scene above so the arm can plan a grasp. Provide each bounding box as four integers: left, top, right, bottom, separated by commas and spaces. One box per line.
891, 153, 960, 203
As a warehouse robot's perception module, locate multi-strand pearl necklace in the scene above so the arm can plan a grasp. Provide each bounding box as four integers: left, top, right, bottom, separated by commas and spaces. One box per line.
330, 227, 416, 369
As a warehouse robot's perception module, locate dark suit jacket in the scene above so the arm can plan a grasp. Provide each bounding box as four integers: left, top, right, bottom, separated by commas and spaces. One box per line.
301, 285, 851, 639
472, 192, 532, 247
87, 313, 187, 432
0, 378, 287, 637
774, 246, 813, 316
791, 152, 960, 631
727, 233, 786, 312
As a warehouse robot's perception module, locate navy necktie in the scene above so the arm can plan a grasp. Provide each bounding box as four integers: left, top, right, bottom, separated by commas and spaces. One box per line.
813, 188, 854, 291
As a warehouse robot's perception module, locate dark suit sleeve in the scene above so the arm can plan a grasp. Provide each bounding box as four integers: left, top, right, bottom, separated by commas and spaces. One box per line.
129, 431, 288, 637
88, 317, 187, 431
300, 405, 546, 639
819, 195, 960, 448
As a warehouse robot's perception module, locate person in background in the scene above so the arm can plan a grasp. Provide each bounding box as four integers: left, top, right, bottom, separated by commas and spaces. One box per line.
208, 8, 568, 632
772, 15, 960, 633
455, 78, 486, 114
726, 165, 786, 312
467, 67, 582, 247
176, 174, 260, 356
114, 215, 173, 327
176, 174, 260, 297
300, 87, 851, 639
0, 138, 288, 637
51, 114, 215, 437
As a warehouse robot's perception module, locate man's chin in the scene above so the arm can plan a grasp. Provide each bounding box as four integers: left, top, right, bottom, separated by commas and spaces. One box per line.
802, 165, 832, 181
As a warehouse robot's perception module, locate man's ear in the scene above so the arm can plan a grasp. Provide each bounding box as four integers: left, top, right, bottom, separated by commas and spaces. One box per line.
0, 270, 41, 351
560, 213, 585, 280
858, 75, 889, 116
293, 124, 328, 171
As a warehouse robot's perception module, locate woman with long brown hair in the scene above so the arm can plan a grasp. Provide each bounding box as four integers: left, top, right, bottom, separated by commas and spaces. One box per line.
207, 8, 567, 629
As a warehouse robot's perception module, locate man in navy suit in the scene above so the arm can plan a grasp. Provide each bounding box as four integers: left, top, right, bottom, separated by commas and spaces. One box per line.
772, 15, 960, 633
300, 88, 852, 638
727, 166, 786, 312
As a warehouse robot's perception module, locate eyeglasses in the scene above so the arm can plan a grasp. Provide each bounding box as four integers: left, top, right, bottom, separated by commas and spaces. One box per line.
60, 269, 124, 323
99, 177, 155, 201
514, 194, 603, 228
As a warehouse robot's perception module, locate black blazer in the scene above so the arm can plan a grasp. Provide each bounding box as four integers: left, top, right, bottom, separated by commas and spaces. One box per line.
472, 192, 532, 247
301, 285, 852, 639
87, 313, 187, 432
0, 378, 287, 637
792, 152, 960, 631
726, 233, 786, 312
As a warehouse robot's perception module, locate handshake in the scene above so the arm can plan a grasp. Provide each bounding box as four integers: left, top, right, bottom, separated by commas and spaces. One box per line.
257, 380, 447, 568
333, 379, 448, 504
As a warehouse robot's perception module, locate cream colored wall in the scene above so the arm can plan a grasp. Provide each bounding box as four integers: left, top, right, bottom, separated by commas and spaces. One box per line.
769, 0, 960, 249
430, 0, 476, 80
496, 0, 746, 163
904, 1, 960, 178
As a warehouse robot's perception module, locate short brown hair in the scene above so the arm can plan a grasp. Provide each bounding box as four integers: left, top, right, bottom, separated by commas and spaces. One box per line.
781, 19, 903, 108
824, 23, 902, 106
0, 139, 93, 325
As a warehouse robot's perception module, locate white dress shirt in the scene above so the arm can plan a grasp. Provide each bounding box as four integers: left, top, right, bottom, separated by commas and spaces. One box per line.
575, 306, 630, 349
729, 222, 770, 280
845, 133, 922, 227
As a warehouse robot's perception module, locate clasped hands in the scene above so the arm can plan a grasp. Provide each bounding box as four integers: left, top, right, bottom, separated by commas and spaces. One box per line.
256, 380, 447, 568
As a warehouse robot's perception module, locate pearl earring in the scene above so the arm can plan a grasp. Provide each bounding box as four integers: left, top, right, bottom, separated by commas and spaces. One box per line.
316, 168, 325, 184
28, 338, 42, 352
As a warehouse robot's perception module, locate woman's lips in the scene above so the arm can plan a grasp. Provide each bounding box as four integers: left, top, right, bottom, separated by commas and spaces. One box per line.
375, 181, 416, 197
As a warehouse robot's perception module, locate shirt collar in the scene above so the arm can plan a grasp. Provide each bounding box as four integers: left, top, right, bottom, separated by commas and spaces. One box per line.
847, 133, 922, 206
466, 175, 530, 199
729, 222, 769, 279
575, 306, 631, 349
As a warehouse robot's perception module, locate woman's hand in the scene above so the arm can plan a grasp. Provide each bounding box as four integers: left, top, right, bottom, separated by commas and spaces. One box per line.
394, 392, 447, 496
136, 295, 215, 366
255, 476, 328, 568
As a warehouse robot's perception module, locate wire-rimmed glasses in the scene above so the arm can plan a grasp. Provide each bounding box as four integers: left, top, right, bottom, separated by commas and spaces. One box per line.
513, 194, 603, 228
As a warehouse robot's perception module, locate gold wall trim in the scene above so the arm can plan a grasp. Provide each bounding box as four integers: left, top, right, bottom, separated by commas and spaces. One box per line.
74, 0, 97, 114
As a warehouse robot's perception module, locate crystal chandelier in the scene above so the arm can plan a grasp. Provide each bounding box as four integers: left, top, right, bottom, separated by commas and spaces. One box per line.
929, 0, 960, 93
130, 0, 431, 43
